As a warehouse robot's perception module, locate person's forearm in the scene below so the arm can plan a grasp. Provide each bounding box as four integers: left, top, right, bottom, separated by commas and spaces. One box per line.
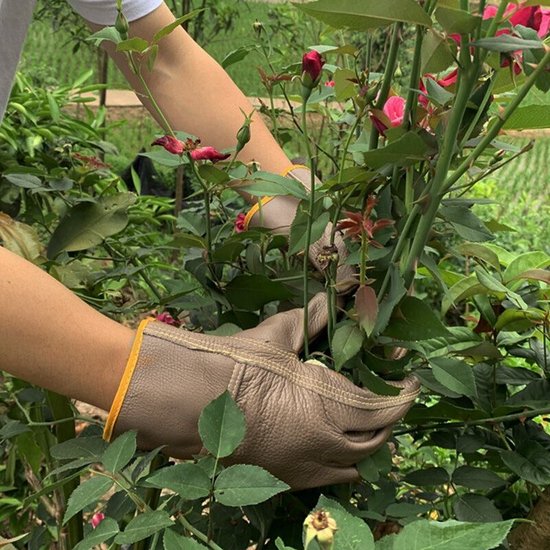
0, 247, 134, 410
91, 3, 292, 175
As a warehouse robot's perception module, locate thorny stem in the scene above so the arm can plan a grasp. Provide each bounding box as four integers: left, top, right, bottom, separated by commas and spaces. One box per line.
301, 96, 316, 358
403, 25, 425, 131
395, 406, 550, 436
179, 514, 224, 550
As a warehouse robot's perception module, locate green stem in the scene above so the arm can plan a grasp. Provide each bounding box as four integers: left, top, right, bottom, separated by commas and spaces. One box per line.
369, 23, 402, 150
46, 392, 83, 548
359, 234, 368, 287
179, 514, 224, 550
395, 405, 550, 436
401, 45, 476, 287
443, 49, 550, 194
458, 76, 495, 150
301, 97, 316, 358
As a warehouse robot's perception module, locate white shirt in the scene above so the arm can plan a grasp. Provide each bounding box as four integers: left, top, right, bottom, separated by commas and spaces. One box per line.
0, 0, 162, 120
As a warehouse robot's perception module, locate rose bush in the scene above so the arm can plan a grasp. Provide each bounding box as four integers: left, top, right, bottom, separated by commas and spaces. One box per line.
0, 1, 549, 549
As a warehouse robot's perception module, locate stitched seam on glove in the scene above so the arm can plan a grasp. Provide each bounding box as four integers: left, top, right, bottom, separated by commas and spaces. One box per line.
145, 325, 420, 408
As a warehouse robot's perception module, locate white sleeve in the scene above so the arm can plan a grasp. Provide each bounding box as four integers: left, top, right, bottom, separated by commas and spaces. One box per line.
67, 0, 163, 25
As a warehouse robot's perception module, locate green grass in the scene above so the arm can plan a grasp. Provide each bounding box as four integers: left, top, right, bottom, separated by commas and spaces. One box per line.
472, 137, 550, 254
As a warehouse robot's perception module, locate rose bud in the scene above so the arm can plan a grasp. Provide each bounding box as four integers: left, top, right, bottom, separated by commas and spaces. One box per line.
90, 512, 105, 529
301, 50, 325, 96
234, 213, 247, 233
190, 146, 230, 162
383, 95, 406, 127
156, 312, 179, 327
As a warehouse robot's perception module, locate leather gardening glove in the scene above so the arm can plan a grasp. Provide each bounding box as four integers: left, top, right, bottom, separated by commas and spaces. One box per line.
104, 293, 419, 490
242, 165, 357, 293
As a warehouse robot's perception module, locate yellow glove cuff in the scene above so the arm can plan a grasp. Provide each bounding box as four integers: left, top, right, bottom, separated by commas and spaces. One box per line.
103, 318, 154, 442
242, 164, 309, 231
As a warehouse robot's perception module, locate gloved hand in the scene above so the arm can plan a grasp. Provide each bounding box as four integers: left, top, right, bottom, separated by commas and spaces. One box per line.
242, 165, 357, 293
105, 294, 419, 490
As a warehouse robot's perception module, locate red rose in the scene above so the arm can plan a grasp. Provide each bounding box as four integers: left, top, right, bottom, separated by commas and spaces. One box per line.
151, 135, 185, 155
90, 513, 105, 529
190, 146, 230, 162
156, 312, 179, 327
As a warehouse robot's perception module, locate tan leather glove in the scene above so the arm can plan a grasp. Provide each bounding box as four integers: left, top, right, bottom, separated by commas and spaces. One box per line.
104, 294, 419, 490
242, 165, 357, 293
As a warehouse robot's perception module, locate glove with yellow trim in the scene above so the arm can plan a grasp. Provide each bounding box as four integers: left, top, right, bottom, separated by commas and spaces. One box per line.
105, 293, 419, 490
243, 165, 357, 293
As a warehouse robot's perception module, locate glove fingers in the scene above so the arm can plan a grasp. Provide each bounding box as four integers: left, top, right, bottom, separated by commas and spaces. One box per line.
241, 292, 328, 354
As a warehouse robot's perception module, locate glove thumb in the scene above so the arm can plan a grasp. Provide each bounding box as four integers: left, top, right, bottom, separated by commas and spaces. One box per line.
241, 293, 328, 354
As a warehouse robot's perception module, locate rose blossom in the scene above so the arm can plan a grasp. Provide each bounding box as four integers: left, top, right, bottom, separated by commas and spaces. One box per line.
151, 135, 185, 155
383, 96, 406, 127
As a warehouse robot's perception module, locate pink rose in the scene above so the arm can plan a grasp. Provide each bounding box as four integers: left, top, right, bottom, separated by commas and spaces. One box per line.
90, 512, 105, 529
383, 96, 406, 127
151, 135, 185, 155
325, 80, 335, 87
234, 212, 247, 233
437, 68, 459, 88
190, 146, 230, 162
533, 7, 550, 37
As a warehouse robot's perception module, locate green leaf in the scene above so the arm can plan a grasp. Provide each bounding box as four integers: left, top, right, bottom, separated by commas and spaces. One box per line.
3, 173, 42, 189
425, 77, 455, 106
0, 420, 30, 439
439, 205, 494, 242
234, 171, 308, 200
357, 444, 392, 483
501, 443, 550, 485
73, 517, 119, 550
503, 251, 550, 283
214, 465, 289, 506
452, 466, 505, 490
225, 274, 293, 311
375, 519, 514, 550
222, 46, 255, 69
153, 9, 204, 43
198, 391, 246, 459
51, 436, 107, 460
386, 502, 432, 518
47, 193, 136, 258
442, 275, 486, 315
116, 37, 149, 53
295, 0, 432, 30
63, 476, 113, 524
356, 286, 378, 337
332, 324, 363, 370
164, 528, 208, 549
355, 132, 428, 169
471, 35, 543, 52
510, 268, 550, 285
421, 29, 455, 74
101, 431, 137, 473
357, 364, 401, 396
374, 265, 407, 336
453, 494, 502, 523
429, 357, 477, 398
435, 7, 481, 34
456, 243, 501, 271
87, 27, 123, 47
140, 149, 186, 167
404, 467, 450, 487
503, 105, 550, 130
385, 297, 450, 341
288, 208, 330, 256
115, 510, 174, 544
315, 495, 375, 550
198, 164, 230, 186
146, 463, 211, 500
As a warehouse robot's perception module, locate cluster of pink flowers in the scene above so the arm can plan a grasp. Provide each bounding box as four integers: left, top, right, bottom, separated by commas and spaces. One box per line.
152, 135, 230, 162
483, 3, 550, 38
